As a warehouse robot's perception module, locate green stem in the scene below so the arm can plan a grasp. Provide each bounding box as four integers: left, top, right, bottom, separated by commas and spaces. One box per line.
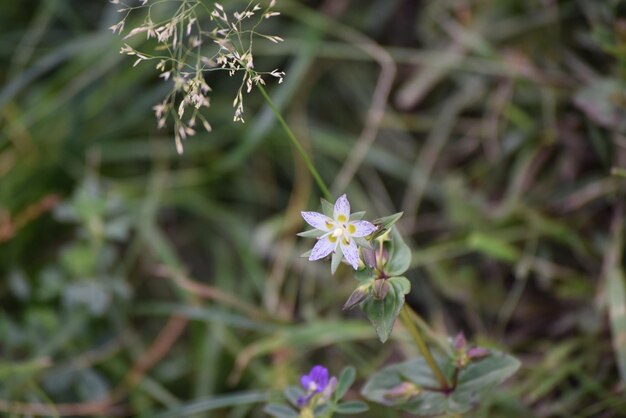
257, 83, 332, 200
400, 305, 450, 390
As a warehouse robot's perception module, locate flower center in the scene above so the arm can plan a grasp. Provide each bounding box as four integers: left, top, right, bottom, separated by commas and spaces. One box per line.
332, 228, 344, 238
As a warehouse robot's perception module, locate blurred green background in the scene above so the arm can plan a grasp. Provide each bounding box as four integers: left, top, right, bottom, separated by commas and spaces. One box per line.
2, 0, 626, 417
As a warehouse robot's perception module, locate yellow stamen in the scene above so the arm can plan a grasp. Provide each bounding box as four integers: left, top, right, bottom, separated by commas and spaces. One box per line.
348, 224, 356, 234
337, 214, 347, 223
329, 235, 337, 243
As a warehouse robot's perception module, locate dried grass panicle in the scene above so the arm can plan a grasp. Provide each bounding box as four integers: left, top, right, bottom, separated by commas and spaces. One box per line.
110, 0, 285, 154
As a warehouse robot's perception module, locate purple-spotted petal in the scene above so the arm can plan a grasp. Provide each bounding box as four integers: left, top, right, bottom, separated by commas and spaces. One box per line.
340, 238, 360, 270
301, 211, 331, 231
349, 220, 377, 237
333, 194, 350, 222
309, 237, 336, 261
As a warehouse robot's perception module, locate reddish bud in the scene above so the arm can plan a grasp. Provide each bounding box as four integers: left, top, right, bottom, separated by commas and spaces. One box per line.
343, 285, 370, 310
467, 347, 491, 360
373, 279, 390, 300
454, 332, 467, 351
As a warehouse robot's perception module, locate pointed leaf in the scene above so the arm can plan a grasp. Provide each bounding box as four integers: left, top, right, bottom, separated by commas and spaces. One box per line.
321, 198, 334, 218
297, 229, 325, 238
385, 228, 411, 276
361, 276, 410, 343
350, 211, 366, 221
331, 246, 343, 274
264, 403, 299, 418
335, 401, 369, 414
284, 385, 305, 408
371, 212, 403, 240
334, 366, 356, 401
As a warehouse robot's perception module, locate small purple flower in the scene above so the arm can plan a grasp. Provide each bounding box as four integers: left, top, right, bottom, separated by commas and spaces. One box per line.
297, 365, 337, 408
300, 194, 377, 270
301, 365, 329, 393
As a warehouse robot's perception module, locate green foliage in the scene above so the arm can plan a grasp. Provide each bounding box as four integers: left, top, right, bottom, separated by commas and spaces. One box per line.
347, 225, 412, 342
361, 277, 410, 343
334, 366, 356, 401
362, 351, 520, 416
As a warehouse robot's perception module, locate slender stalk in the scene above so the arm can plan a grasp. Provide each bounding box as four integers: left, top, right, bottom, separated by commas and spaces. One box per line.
258, 82, 449, 390
400, 305, 450, 390
257, 83, 332, 200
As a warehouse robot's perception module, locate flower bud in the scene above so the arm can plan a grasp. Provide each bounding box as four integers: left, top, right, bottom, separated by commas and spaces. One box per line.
361, 247, 377, 269
454, 332, 467, 351
384, 381, 421, 402
373, 279, 389, 300
467, 347, 491, 360
455, 352, 470, 369
376, 247, 389, 270
343, 284, 370, 310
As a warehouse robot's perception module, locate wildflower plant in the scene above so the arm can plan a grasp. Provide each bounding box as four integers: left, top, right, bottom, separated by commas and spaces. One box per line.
265, 366, 368, 418
110, 0, 285, 153
294, 196, 521, 415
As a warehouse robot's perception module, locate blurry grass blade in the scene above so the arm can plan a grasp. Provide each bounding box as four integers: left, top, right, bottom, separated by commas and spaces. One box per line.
0, 33, 109, 109
134, 303, 278, 333
152, 391, 269, 418
0, 357, 51, 379
467, 232, 520, 263
609, 268, 626, 384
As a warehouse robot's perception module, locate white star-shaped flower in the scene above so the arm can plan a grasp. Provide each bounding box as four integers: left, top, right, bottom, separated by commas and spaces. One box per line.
300, 194, 377, 270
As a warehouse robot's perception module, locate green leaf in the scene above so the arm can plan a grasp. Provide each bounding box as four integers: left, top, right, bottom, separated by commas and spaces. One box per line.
452, 353, 521, 405
371, 212, 403, 240
385, 228, 411, 276
264, 403, 299, 418
354, 236, 372, 249
354, 267, 376, 283
334, 401, 369, 414
362, 351, 520, 416
350, 211, 366, 221
334, 366, 356, 401
321, 198, 334, 217
360, 276, 410, 343
297, 229, 325, 238
331, 245, 343, 275
608, 268, 626, 384
284, 385, 305, 408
